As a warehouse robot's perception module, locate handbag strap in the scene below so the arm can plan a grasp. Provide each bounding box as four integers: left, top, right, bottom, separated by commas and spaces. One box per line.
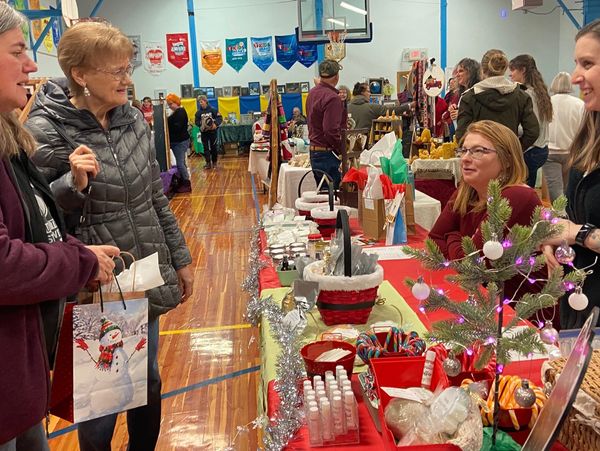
297, 169, 335, 211
335, 209, 352, 277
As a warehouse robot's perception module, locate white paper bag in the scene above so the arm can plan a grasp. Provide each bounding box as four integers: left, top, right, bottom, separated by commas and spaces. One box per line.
363, 166, 384, 200
359, 132, 397, 165
103, 252, 165, 293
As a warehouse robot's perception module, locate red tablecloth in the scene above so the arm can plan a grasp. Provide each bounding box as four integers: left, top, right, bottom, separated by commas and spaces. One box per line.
259, 224, 566, 450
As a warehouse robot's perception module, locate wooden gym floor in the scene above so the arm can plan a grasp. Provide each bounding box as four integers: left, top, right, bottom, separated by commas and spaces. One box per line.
48, 153, 264, 450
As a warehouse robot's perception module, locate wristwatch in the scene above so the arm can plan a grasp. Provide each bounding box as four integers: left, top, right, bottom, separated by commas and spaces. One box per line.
575, 223, 596, 247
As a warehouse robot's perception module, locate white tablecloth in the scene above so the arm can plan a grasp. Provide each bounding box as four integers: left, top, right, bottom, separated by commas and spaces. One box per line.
413, 190, 442, 231
248, 149, 270, 187
276, 164, 317, 208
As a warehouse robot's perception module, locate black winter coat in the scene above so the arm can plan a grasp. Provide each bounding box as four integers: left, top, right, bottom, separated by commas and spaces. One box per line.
26, 79, 192, 320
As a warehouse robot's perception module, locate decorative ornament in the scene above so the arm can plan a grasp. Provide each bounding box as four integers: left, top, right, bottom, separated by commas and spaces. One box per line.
554, 240, 576, 265
483, 233, 504, 260
467, 381, 489, 400
539, 321, 559, 345
411, 276, 431, 301
568, 286, 589, 311
442, 351, 461, 377
514, 379, 536, 408
466, 294, 476, 306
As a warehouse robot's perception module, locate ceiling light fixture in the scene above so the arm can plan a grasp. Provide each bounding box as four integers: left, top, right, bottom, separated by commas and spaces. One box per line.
340, 1, 367, 15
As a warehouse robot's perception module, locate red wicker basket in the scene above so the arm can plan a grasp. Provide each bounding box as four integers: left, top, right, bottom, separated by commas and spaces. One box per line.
303, 210, 383, 325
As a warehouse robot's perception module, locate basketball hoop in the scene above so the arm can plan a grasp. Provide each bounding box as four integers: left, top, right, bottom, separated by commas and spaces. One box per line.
325, 30, 347, 62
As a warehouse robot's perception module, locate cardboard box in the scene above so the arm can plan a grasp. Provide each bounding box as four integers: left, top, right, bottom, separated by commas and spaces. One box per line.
361, 194, 386, 240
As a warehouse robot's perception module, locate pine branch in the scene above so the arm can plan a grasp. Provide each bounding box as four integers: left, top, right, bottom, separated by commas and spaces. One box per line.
402, 239, 448, 270
499, 327, 546, 362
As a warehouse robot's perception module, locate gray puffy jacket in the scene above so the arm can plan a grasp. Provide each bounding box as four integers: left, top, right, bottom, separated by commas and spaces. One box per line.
26, 79, 192, 319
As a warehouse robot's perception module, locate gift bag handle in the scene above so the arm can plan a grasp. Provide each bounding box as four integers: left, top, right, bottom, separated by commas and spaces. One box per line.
335, 209, 352, 277
108, 251, 138, 292
297, 169, 335, 211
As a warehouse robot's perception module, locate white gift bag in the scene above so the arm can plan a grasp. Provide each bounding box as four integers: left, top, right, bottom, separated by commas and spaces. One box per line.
103, 252, 165, 293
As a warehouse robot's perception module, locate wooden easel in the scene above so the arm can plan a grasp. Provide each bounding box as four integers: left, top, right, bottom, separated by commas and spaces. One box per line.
268, 79, 280, 208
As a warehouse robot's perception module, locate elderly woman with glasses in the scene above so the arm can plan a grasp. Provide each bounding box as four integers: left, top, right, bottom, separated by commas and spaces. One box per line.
428, 120, 545, 301
25, 21, 193, 451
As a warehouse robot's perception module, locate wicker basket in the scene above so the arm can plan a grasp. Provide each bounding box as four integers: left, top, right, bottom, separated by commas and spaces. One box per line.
303, 210, 383, 325
546, 349, 600, 451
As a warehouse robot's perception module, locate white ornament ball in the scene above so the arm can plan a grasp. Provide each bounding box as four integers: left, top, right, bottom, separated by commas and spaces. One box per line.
483, 240, 504, 260
514, 380, 536, 408
442, 355, 461, 377
568, 289, 589, 311
412, 281, 431, 301
539, 322, 559, 345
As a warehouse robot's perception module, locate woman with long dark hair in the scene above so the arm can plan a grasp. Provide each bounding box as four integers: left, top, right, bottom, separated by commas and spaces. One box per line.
509, 54, 553, 188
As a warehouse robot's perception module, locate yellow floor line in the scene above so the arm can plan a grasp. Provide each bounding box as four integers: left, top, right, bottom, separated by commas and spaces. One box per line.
160, 323, 252, 335
173, 192, 255, 199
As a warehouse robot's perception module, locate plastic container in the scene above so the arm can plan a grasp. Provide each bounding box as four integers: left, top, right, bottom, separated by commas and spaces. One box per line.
301, 340, 356, 380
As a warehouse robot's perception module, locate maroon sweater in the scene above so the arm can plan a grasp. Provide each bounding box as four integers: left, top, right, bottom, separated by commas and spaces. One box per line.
306, 81, 345, 151
0, 157, 98, 443
428, 185, 544, 300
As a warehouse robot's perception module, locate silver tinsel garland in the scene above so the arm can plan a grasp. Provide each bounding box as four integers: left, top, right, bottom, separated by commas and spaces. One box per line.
240, 225, 305, 451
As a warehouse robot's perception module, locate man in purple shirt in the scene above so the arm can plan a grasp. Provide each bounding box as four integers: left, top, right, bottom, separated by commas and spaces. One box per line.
306, 59, 346, 189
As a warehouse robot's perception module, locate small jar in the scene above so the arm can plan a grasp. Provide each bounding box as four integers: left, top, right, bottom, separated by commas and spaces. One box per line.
307, 233, 322, 259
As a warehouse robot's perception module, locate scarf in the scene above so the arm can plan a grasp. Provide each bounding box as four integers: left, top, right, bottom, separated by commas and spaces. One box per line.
96, 341, 124, 371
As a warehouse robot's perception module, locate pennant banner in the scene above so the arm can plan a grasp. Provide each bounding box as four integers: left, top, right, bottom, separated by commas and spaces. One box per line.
225, 38, 248, 72
275, 34, 298, 70
166, 33, 190, 69
143, 42, 166, 75
201, 41, 223, 75
128, 35, 142, 68
297, 43, 318, 68
251, 36, 273, 72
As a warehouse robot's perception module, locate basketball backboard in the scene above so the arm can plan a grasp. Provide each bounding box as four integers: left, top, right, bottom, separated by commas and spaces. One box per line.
296, 0, 372, 44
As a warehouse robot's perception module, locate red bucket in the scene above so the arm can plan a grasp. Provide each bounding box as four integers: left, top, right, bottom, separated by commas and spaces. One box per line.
300, 340, 356, 379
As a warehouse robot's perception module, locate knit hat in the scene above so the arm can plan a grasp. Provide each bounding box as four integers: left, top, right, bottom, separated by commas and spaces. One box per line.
98, 317, 121, 341
165, 93, 181, 105
319, 59, 342, 78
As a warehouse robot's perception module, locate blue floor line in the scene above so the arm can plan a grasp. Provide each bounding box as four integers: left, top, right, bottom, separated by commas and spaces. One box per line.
250, 173, 261, 224
48, 365, 261, 439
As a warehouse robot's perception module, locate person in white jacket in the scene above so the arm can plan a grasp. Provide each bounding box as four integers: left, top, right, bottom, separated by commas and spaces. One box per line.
545, 72, 585, 200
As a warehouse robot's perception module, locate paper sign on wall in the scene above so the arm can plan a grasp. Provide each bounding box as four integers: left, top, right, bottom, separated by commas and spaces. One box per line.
166, 33, 190, 69
143, 42, 166, 75
201, 41, 223, 75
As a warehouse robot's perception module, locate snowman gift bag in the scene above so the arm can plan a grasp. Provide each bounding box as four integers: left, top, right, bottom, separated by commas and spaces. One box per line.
50, 298, 149, 423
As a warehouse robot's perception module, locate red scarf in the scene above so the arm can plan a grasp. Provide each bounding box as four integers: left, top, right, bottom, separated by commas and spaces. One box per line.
96, 341, 124, 371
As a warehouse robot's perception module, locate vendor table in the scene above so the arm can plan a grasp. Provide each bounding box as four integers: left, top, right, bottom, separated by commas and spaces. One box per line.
257, 226, 567, 450
248, 149, 270, 189
218, 124, 254, 144
277, 163, 317, 208
413, 190, 441, 231
411, 158, 461, 186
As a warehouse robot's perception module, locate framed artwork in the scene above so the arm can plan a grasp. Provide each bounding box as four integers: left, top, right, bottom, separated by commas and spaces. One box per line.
215, 87, 224, 98
368, 78, 385, 95
180, 83, 193, 98
223, 86, 232, 97
231, 86, 241, 97
300, 82, 310, 93
285, 82, 300, 94
261, 84, 270, 95
126, 85, 136, 101
193, 87, 203, 98
198, 86, 215, 98
248, 81, 261, 96
277, 85, 285, 94
241, 87, 250, 96
154, 89, 167, 100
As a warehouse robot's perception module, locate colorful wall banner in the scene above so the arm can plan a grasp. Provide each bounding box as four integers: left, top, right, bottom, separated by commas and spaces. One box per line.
297, 43, 318, 68
166, 33, 190, 69
201, 41, 223, 75
239, 95, 261, 114
251, 36, 273, 72
225, 38, 248, 72
143, 42, 166, 75
128, 35, 142, 68
217, 97, 241, 121
275, 34, 298, 70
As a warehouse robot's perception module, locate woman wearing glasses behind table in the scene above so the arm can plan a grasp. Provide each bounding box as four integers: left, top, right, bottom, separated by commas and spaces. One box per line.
25, 21, 193, 451
428, 120, 546, 302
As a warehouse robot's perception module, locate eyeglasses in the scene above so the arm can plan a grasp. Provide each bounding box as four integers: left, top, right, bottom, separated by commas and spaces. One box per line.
95, 63, 134, 80
456, 146, 497, 159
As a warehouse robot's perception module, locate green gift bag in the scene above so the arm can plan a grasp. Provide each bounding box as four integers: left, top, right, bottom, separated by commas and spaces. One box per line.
191, 125, 204, 155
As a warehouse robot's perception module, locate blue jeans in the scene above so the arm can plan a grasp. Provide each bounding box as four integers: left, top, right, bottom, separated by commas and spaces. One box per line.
171, 140, 190, 180
0, 423, 49, 451
524, 145, 549, 188
77, 319, 161, 451
309, 151, 341, 190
